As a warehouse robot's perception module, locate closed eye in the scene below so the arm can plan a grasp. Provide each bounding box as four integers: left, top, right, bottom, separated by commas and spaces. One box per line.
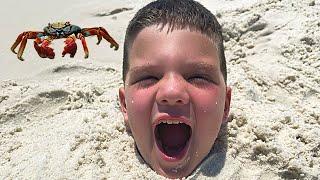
187, 74, 214, 86
135, 76, 158, 88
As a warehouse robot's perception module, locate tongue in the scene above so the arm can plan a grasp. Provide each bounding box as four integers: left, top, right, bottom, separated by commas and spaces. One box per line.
158, 123, 190, 148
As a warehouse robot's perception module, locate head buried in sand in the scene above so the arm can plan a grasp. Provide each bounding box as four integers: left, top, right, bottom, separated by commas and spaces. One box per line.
119, 0, 231, 178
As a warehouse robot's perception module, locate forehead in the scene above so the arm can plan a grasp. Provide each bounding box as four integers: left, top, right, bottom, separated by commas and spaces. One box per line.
128, 25, 220, 71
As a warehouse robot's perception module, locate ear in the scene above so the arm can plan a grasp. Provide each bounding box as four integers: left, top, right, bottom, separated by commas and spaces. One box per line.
222, 86, 232, 123
119, 87, 129, 129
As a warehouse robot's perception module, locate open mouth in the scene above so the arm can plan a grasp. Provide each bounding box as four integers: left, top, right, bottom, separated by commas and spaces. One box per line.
155, 121, 192, 159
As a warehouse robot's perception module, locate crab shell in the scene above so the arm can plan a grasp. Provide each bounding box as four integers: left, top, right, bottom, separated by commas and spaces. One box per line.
43, 22, 82, 38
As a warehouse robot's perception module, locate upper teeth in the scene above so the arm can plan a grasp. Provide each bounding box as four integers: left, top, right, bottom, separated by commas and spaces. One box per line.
162, 120, 182, 124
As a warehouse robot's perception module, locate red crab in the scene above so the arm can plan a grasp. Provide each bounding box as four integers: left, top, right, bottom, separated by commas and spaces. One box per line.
11, 21, 119, 60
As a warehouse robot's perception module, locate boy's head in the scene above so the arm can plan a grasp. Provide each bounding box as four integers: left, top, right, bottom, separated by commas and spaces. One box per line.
119, 0, 231, 178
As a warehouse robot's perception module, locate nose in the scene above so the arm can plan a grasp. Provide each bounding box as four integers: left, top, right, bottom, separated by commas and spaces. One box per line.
156, 73, 189, 106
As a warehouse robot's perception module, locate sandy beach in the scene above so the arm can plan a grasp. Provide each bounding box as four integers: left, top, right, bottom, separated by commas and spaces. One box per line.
1, 0, 319, 179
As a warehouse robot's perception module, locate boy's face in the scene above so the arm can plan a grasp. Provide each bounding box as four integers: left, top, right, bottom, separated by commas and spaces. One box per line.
119, 25, 231, 179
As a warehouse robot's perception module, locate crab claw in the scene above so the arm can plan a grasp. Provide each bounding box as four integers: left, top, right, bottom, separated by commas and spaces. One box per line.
62, 36, 77, 58
34, 39, 55, 59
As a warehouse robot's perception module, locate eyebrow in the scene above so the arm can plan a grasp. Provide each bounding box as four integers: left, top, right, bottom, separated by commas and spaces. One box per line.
186, 62, 219, 73
129, 64, 159, 75
129, 62, 219, 75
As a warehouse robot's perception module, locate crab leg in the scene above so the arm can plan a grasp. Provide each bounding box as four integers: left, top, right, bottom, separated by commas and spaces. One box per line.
11, 31, 43, 61
81, 27, 119, 50
17, 36, 29, 61
77, 33, 89, 58
11, 33, 25, 54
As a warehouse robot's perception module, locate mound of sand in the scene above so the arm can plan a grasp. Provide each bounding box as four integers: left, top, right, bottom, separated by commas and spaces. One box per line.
0, 0, 319, 179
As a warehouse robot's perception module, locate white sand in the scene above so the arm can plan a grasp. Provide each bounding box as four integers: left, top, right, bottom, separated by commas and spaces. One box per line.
0, 0, 319, 179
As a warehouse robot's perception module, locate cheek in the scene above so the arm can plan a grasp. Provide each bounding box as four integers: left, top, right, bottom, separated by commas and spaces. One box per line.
193, 88, 225, 113
192, 89, 226, 157
126, 90, 154, 135
126, 89, 155, 157
127, 90, 153, 118
192, 88, 226, 130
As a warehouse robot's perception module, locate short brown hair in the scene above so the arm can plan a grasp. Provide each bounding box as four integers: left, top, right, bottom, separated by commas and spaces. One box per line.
123, 0, 227, 83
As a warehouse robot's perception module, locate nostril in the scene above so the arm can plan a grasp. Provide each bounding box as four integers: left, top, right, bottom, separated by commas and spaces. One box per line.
160, 99, 184, 105
177, 100, 183, 104
161, 99, 168, 104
